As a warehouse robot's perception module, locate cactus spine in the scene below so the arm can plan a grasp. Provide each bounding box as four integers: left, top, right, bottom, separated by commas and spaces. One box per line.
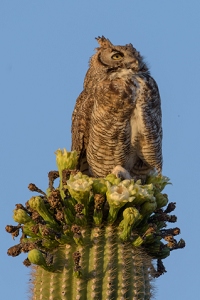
6, 150, 185, 300
31, 231, 152, 300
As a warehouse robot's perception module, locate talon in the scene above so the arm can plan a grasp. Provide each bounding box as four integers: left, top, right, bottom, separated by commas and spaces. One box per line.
112, 166, 132, 180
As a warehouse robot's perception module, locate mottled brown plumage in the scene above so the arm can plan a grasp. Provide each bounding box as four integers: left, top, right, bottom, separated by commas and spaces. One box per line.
71, 36, 162, 179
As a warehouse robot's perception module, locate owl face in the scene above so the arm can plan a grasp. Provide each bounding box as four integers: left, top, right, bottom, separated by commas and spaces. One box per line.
91, 36, 148, 74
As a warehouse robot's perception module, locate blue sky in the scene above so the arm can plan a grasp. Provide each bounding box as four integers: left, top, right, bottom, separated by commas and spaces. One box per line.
1, 1, 199, 299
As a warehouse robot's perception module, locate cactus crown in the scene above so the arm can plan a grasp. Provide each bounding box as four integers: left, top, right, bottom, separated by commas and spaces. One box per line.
6, 149, 185, 299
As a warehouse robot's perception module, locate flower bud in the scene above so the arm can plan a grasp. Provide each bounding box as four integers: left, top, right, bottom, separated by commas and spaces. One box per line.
155, 193, 168, 209
140, 200, 157, 216
122, 207, 141, 226
130, 182, 155, 206
146, 174, 171, 192
28, 196, 58, 227
119, 207, 141, 241
28, 249, 48, 268
13, 209, 33, 224
92, 178, 107, 195
55, 149, 78, 171
105, 174, 121, 185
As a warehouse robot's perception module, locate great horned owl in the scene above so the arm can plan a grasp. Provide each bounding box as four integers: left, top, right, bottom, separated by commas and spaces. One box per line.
71, 36, 162, 180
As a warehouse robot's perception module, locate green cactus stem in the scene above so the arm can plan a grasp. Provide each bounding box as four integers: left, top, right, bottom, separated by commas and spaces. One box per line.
6, 149, 185, 300
30, 230, 153, 300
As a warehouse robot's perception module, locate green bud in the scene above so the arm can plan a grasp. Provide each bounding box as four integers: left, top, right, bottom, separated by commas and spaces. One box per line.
119, 207, 141, 241
28, 197, 58, 228
92, 178, 107, 195
55, 149, 78, 200
13, 209, 34, 224
55, 149, 78, 171
28, 249, 47, 267
122, 207, 141, 227
105, 174, 121, 185
130, 182, 155, 206
146, 174, 171, 192
155, 193, 168, 209
140, 199, 157, 216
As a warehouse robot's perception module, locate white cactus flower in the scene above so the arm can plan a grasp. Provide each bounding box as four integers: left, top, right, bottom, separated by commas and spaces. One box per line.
106, 181, 135, 208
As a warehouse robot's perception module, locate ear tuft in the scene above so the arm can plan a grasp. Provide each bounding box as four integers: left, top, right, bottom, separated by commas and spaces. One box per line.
95, 36, 113, 48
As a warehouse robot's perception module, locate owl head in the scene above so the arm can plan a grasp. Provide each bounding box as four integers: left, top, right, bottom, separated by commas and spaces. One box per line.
88, 36, 148, 74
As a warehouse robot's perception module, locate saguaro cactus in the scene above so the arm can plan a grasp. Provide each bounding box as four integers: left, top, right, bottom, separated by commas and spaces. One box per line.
6, 149, 185, 300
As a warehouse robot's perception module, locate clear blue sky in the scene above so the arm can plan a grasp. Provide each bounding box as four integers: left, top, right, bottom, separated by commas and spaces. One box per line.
1, 1, 199, 299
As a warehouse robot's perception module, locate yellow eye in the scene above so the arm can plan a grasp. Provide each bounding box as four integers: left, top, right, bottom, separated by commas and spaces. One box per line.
111, 53, 124, 60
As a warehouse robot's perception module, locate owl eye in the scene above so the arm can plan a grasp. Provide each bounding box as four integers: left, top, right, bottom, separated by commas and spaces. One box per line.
111, 53, 124, 60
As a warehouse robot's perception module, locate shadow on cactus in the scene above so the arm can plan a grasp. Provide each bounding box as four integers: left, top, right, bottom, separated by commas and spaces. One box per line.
6, 149, 185, 299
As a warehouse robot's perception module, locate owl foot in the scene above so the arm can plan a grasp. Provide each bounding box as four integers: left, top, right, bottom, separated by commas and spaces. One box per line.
112, 165, 132, 180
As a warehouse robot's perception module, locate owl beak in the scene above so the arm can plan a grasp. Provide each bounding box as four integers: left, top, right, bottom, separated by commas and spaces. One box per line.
125, 62, 132, 69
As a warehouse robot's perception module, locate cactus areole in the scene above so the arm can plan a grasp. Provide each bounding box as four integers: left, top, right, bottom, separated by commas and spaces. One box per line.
6, 149, 185, 300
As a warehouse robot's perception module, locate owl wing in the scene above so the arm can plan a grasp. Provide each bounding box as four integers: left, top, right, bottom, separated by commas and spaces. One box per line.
134, 75, 162, 174
71, 90, 94, 173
